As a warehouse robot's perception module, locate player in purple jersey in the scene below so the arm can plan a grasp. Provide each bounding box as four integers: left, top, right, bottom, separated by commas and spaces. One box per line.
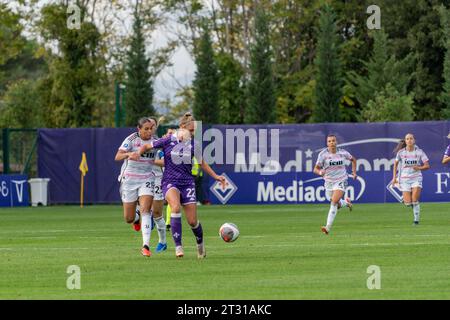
442, 133, 450, 165
131, 113, 225, 259
392, 134, 430, 225
313, 134, 357, 235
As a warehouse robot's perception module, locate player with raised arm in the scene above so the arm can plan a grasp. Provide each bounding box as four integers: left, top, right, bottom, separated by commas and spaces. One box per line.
314, 134, 357, 235
392, 134, 430, 225
130, 113, 225, 259
114, 117, 163, 257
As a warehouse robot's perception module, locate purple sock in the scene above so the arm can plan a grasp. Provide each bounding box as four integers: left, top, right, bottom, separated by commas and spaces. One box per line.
191, 222, 203, 244
170, 214, 182, 247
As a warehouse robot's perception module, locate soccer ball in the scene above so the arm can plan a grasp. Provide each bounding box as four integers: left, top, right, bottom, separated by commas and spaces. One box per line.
219, 222, 240, 242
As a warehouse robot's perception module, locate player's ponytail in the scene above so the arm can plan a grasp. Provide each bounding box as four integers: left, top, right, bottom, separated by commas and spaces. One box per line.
179, 112, 195, 128
393, 139, 406, 154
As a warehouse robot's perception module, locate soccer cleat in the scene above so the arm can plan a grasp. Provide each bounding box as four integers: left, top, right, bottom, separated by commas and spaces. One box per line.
166, 224, 171, 231
175, 246, 184, 258
141, 245, 152, 257
345, 197, 353, 212
133, 211, 141, 232
413, 221, 419, 226
197, 242, 206, 259
321, 226, 329, 235
156, 242, 167, 253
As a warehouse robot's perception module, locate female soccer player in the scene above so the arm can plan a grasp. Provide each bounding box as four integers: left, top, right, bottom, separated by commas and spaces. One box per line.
392, 134, 430, 225
314, 134, 357, 235
130, 113, 225, 259
115, 117, 165, 257
442, 133, 450, 165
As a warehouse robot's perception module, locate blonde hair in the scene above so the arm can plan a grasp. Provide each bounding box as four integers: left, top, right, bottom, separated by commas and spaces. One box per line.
179, 112, 195, 128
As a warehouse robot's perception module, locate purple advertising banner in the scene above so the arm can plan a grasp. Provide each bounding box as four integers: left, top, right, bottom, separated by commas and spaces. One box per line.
38, 121, 450, 204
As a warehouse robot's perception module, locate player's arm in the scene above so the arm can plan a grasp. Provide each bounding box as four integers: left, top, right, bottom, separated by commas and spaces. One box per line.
313, 164, 324, 177
392, 160, 399, 184
413, 161, 430, 171
129, 143, 153, 161
443, 156, 450, 165
115, 149, 133, 162
154, 159, 164, 167
201, 160, 226, 186
350, 157, 357, 179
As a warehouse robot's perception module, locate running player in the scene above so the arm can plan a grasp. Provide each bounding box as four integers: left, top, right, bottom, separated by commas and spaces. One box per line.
314, 134, 357, 235
115, 117, 161, 257
392, 134, 430, 225
442, 133, 450, 165
130, 113, 225, 259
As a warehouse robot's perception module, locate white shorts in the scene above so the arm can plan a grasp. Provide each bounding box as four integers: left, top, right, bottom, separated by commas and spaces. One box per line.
150, 177, 164, 201
120, 178, 155, 202
324, 179, 348, 201
399, 179, 422, 192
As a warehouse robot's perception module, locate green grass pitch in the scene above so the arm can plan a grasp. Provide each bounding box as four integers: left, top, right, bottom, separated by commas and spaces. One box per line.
0, 203, 449, 299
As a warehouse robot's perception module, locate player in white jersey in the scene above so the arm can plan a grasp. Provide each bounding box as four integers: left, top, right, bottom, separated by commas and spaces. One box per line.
115, 117, 165, 257
392, 133, 430, 225
314, 134, 357, 235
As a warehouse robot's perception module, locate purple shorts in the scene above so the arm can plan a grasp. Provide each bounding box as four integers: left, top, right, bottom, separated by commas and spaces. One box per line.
162, 181, 197, 205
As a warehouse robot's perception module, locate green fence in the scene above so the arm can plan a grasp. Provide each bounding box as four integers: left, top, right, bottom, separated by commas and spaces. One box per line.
1, 128, 38, 176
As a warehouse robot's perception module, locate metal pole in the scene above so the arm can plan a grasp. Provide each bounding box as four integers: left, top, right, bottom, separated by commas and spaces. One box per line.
115, 82, 120, 128
2, 128, 10, 174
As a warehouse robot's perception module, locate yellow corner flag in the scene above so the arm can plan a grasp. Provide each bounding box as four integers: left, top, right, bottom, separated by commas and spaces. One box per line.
79, 152, 88, 207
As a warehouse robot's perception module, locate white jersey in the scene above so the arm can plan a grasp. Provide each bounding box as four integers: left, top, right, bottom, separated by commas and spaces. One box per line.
316, 148, 353, 183
117, 132, 159, 182
151, 136, 164, 178
395, 146, 429, 182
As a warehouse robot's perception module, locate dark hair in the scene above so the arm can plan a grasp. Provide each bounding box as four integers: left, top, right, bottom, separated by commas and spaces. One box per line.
393, 139, 406, 154
137, 117, 161, 129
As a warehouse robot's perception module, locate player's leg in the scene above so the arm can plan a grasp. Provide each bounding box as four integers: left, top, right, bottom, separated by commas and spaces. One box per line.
138, 194, 153, 257
120, 184, 140, 227
152, 199, 167, 252
180, 182, 205, 258
165, 187, 183, 257
411, 186, 422, 225
183, 203, 205, 259
328, 190, 344, 231
166, 204, 171, 230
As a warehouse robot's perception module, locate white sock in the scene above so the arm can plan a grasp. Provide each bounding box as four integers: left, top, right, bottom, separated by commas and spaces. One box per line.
412, 202, 420, 222
326, 203, 338, 230
141, 213, 151, 247
134, 205, 140, 223
338, 198, 347, 209
154, 216, 167, 244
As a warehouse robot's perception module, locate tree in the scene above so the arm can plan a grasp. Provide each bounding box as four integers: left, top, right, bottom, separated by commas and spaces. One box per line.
192, 23, 219, 124
245, 7, 275, 124
125, 6, 155, 126
439, 4, 450, 119
38, 3, 108, 127
348, 30, 414, 113
217, 52, 245, 124
361, 84, 415, 122
314, 5, 343, 123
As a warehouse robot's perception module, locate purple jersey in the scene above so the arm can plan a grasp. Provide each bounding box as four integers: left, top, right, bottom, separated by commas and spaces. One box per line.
445, 144, 450, 157
152, 133, 200, 185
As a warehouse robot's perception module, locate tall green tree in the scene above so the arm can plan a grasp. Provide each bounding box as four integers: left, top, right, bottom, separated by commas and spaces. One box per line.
192, 23, 219, 124
314, 5, 342, 123
245, 7, 275, 124
348, 30, 414, 113
439, 4, 450, 119
217, 52, 245, 124
125, 8, 155, 126
38, 3, 108, 127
